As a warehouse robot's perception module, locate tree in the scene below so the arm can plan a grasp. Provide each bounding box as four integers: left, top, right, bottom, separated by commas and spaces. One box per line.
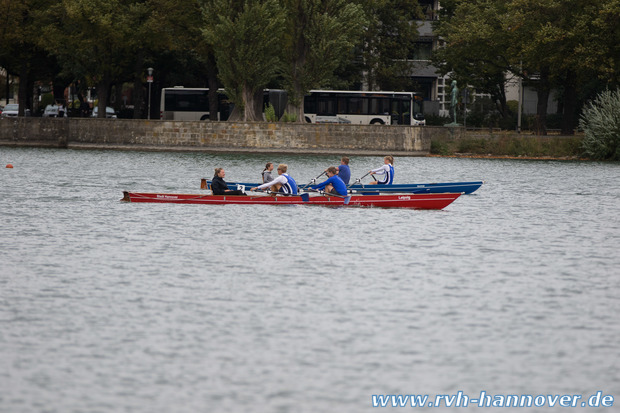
279, 0, 367, 121
0, 0, 55, 114
39, 0, 137, 117
358, 0, 422, 91
202, 0, 285, 121
432, 0, 515, 122
579, 88, 620, 160
434, 0, 618, 133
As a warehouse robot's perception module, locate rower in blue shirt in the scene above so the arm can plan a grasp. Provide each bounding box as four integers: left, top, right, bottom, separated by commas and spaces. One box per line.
336, 156, 351, 185
310, 166, 348, 196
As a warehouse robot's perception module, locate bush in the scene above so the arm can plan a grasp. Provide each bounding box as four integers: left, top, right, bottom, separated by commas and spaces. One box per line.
281, 111, 297, 122
430, 140, 451, 155
579, 88, 620, 160
40, 93, 55, 109
264, 103, 277, 122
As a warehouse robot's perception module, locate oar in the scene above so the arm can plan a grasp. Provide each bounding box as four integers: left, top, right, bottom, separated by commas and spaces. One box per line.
348, 172, 371, 188
251, 189, 309, 202
304, 189, 351, 205
300, 171, 327, 189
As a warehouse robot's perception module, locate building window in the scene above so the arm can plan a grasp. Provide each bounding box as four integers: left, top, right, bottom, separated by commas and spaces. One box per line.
409, 41, 432, 60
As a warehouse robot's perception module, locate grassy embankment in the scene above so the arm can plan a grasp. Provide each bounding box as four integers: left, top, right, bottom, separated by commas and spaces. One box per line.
430, 131, 585, 160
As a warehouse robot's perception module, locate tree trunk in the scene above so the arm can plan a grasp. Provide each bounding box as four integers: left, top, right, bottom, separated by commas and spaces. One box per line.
18, 58, 29, 116
227, 104, 242, 121
96, 73, 111, 118
114, 83, 123, 115
132, 52, 145, 119
561, 71, 577, 135
242, 85, 263, 121
288, 79, 305, 122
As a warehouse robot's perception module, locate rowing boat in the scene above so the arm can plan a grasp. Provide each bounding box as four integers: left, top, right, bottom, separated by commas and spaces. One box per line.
121, 191, 461, 209
199, 179, 483, 194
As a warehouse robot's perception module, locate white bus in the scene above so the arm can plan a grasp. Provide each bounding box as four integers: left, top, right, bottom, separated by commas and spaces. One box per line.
303, 90, 425, 126
159, 87, 232, 121
160, 87, 425, 125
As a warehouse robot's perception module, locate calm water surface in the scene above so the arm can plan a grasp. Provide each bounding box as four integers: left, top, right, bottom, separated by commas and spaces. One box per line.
1, 147, 619, 412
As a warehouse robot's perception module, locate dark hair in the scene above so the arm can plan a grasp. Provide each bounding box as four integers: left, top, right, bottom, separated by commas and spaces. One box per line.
263, 162, 273, 172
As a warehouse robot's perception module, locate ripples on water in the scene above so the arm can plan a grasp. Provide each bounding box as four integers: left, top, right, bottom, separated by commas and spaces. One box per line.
1, 148, 619, 412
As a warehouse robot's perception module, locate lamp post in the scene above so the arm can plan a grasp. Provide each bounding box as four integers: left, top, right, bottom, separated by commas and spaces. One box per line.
517, 60, 522, 133
147, 67, 154, 120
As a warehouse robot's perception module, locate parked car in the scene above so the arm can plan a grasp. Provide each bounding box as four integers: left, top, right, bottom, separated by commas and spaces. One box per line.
91, 106, 117, 118
42, 104, 67, 117
1, 103, 31, 117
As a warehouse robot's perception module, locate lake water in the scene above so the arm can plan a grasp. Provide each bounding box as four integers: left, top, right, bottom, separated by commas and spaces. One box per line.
1, 147, 619, 412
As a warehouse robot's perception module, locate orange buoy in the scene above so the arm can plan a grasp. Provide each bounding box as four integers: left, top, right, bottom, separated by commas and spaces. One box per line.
6, 164, 13, 168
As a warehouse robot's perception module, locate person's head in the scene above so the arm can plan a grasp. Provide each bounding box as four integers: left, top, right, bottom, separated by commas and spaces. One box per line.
384, 155, 394, 165
263, 162, 273, 172
326, 166, 338, 176
340, 156, 349, 165
277, 164, 288, 175
214, 167, 225, 178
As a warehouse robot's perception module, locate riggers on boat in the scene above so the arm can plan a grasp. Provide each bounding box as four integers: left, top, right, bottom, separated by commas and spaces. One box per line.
121, 191, 462, 210
199, 179, 483, 194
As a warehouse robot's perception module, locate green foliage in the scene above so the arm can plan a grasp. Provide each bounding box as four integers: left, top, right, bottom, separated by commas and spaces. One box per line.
430, 140, 451, 156
358, 0, 422, 90
202, 0, 286, 121
281, 111, 297, 122
458, 138, 488, 153
430, 135, 584, 158
280, 0, 367, 120
579, 89, 620, 160
264, 103, 277, 122
40, 93, 55, 109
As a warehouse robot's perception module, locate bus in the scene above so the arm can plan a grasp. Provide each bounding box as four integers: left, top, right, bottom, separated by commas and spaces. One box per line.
159, 87, 281, 121
303, 90, 425, 126
160, 87, 232, 121
160, 87, 424, 125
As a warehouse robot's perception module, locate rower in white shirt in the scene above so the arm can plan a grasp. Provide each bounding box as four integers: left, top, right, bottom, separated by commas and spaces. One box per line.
251, 164, 298, 194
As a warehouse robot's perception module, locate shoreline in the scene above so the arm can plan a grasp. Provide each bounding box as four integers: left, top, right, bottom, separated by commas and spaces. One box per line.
425, 154, 590, 161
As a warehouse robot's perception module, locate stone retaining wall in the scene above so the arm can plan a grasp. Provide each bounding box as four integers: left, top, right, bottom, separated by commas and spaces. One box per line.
0, 118, 437, 156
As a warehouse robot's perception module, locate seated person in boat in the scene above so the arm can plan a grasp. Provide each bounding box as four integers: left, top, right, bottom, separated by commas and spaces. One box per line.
336, 156, 351, 185
310, 166, 348, 196
262, 162, 275, 183
368, 155, 394, 185
251, 164, 298, 194
211, 168, 246, 195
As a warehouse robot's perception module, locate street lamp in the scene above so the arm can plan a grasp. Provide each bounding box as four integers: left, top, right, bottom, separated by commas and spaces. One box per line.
147, 67, 154, 120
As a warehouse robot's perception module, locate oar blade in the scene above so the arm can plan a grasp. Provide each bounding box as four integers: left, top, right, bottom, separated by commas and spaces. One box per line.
300, 193, 310, 202
343, 196, 351, 205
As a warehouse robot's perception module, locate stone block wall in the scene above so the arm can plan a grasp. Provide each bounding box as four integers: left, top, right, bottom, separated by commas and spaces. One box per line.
0, 118, 437, 155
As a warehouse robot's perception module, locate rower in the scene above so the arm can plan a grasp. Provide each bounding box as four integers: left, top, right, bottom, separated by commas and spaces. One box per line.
310, 166, 347, 196
336, 156, 351, 185
251, 164, 298, 194
368, 155, 394, 185
211, 168, 246, 195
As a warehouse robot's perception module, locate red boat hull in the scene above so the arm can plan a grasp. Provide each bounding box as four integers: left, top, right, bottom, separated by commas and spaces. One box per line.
122, 191, 461, 209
